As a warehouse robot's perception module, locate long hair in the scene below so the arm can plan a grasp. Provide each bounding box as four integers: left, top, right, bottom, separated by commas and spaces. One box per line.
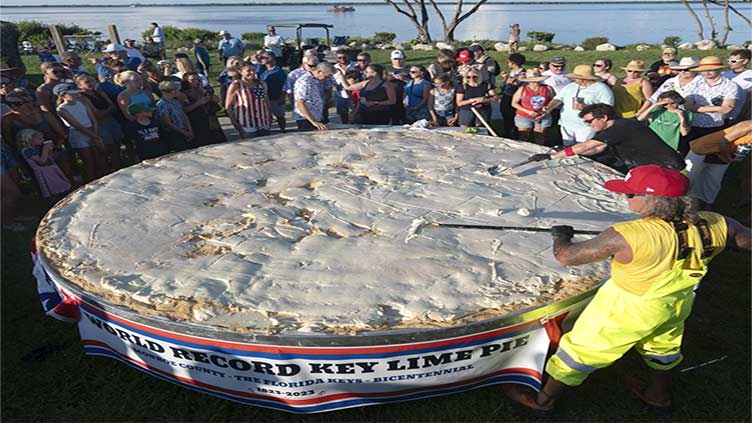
644, 196, 701, 224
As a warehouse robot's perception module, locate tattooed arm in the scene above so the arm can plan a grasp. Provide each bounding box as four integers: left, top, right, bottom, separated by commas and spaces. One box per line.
553, 227, 632, 266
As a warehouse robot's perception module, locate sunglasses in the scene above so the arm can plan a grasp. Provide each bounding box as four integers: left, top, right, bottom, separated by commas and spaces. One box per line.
593, 63, 604, 68
551, 64, 565, 68
466, 76, 479, 80
678, 69, 692, 72
582, 117, 597, 124
728, 59, 744, 64
409, 70, 420, 74
623, 193, 644, 199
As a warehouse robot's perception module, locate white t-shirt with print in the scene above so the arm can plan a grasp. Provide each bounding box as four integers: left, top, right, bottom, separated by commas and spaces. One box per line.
685, 76, 740, 127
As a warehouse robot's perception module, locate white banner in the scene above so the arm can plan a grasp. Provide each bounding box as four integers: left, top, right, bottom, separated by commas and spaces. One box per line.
34, 257, 583, 413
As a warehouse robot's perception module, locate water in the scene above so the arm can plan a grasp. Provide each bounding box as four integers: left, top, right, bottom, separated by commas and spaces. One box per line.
2, 2, 750, 46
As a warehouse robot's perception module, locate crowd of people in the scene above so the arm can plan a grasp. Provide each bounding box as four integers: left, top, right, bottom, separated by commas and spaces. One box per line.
0, 27, 750, 229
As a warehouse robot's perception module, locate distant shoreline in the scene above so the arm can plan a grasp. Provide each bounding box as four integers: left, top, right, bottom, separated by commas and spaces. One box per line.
3, 0, 750, 7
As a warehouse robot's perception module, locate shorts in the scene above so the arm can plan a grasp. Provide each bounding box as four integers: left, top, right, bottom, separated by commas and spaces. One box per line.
98, 117, 124, 145
458, 107, 491, 127
269, 98, 285, 118
560, 125, 595, 146
405, 107, 430, 124
68, 128, 96, 149
515, 114, 552, 129
296, 119, 317, 131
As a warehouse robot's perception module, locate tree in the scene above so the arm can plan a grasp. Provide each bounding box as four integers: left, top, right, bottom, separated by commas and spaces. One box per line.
427, 0, 490, 42
681, 0, 751, 45
383, 0, 490, 42
383, 0, 432, 42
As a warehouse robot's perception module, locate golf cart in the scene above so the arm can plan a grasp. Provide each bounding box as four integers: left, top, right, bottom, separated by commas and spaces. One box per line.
270, 23, 360, 69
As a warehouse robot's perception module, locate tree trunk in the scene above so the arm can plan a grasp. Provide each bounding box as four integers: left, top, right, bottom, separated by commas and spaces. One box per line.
701, 0, 717, 40
384, 0, 432, 42
427, 0, 489, 42
707, 0, 751, 26
719, 0, 731, 46
681, 0, 705, 41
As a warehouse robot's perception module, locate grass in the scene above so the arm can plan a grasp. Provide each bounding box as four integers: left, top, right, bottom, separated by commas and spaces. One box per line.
3, 49, 750, 422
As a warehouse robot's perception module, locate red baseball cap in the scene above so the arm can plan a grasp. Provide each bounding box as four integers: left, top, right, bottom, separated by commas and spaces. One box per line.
604, 165, 690, 197
457, 50, 472, 63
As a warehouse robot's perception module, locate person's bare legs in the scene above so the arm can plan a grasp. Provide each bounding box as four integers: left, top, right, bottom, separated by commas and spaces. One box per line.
533, 128, 546, 145
76, 147, 101, 183
502, 377, 565, 411
641, 368, 672, 406
1, 171, 21, 226
516, 128, 530, 142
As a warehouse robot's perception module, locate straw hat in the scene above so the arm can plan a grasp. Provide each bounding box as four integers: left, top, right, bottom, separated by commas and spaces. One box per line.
691, 56, 726, 71
669, 56, 700, 70
565, 64, 599, 81
520, 68, 547, 82
621, 60, 646, 72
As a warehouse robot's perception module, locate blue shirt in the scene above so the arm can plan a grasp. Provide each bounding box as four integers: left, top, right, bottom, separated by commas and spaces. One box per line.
99, 80, 125, 101
260, 66, 287, 100
218, 38, 245, 59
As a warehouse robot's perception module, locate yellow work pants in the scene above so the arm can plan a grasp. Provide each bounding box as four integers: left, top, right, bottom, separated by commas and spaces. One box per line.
546, 278, 696, 386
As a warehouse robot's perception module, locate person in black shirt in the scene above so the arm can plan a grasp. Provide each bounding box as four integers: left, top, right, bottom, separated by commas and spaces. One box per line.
527, 104, 684, 174
125, 103, 168, 161
647, 47, 677, 89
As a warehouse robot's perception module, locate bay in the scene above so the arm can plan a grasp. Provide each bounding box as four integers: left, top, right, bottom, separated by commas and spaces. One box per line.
1, 2, 750, 45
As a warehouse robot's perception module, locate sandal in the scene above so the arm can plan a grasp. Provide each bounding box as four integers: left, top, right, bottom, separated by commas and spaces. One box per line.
625, 374, 673, 414
502, 384, 555, 416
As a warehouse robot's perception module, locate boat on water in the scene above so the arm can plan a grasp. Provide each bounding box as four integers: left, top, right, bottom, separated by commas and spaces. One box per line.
327, 5, 355, 12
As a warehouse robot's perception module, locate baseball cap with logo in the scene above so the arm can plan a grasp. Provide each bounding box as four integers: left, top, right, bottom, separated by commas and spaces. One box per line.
457, 50, 472, 63
604, 165, 690, 197
550, 56, 566, 65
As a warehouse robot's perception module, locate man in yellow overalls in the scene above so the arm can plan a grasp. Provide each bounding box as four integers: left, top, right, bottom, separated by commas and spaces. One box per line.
504, 165, 751, 413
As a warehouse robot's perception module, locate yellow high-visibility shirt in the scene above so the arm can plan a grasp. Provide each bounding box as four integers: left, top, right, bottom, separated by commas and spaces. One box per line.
610, 211, 727, 296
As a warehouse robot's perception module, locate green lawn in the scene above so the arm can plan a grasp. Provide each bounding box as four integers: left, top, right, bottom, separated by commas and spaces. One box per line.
3, 48, 750, 422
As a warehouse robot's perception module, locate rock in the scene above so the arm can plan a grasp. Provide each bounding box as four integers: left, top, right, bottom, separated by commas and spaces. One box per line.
436, 42, 455, 50
374, 43, 384, 49
561, 47, 573, 51
518, 46, 528, 51
348, 41, 358, 48
177, 47, 189, 52
381, 44, 394, 50
554, 44, 572, 50
361, 43, 372, 49
726, 44, 744, 50
696, 39, 717, 50
394, 43, 404, 50
595, 43, 616, 51
678, 42, 694, 49
574, 45, 585, 51
494, 42, 510, 52
412, 43, 434, 51
532, 44, 549, 51
635, 44, 652, 51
